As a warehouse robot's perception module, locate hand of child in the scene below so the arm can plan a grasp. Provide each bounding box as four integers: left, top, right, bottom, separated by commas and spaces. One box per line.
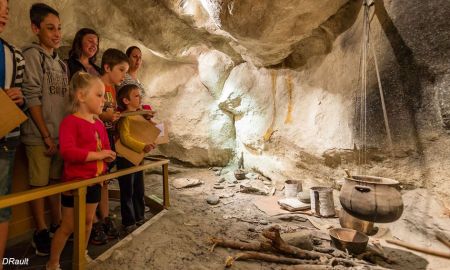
100, 150, 116, 162
5, 88, 24, 106
112, 111, 121, 122
43, 137, 58, 156
102, 108, 115, 122
143, 143, 155, 153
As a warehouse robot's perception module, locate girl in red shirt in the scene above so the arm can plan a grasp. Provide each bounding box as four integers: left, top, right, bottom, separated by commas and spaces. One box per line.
47, 72, 116, 270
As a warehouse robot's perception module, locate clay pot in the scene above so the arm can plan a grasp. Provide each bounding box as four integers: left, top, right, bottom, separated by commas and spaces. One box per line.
339, 208, 376, 236
329, 228, 368, 254
339, 175, 403, 223
234, 169, 246, 180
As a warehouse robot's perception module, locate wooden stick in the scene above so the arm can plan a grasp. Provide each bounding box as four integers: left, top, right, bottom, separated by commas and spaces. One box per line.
344, 169, 352, 178
210, 237, 273, 252
435, 231, 450, 250
225, 251, 323, 268
279, 266, 333, 270
386, 239, 450, 259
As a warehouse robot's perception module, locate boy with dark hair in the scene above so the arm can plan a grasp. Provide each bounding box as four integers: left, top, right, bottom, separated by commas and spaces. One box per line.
21, 2, 69, 256
88, 48, 128, 245
0, 0, 26, 264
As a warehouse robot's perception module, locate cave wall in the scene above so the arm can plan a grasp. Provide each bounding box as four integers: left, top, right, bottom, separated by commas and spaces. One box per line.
4, 0, 449, 202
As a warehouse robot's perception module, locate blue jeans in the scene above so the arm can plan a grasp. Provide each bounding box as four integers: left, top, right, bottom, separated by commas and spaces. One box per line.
0, 146, 16, 222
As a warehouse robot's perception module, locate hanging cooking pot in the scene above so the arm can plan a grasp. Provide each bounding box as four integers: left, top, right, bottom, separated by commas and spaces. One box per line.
339, 175, 403, 223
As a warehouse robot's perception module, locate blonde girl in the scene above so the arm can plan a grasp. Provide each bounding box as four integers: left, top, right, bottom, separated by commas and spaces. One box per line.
46, 72, 116, 270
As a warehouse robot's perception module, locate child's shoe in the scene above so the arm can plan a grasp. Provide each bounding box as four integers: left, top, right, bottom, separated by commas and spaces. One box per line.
31, 229, 51, 256
103, 216, 119, 239
136, 217, 148, 227
89, 222, 108, 245
123, 224, 137, 234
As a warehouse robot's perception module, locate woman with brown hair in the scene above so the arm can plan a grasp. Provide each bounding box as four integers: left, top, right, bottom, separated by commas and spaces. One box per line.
67, 28, 101, 79
120, 46, 146, 97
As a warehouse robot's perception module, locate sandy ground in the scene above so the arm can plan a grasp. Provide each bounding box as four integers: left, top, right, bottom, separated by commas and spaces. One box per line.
89, 165, 450, 270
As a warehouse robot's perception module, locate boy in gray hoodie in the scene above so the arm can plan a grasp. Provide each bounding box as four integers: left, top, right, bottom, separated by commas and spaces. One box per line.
21, 3, 69, 256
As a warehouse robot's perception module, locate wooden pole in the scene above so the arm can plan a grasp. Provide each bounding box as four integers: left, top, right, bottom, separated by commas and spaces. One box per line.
162, 163, 170, 208
73, 187, 87, 270
386, 239, 450, 259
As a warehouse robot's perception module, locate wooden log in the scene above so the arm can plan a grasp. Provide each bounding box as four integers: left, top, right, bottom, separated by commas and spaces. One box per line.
386, 239, 450, 259
210, 237, 273, 252
262, 226, 332, 260
225, 251, 323, 268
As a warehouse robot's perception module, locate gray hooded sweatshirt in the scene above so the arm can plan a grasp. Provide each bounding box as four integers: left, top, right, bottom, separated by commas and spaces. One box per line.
20, 43, 69, 145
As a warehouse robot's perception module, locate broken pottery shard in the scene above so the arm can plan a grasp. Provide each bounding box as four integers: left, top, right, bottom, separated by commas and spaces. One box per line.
206, 195, 220, 205
172, 178, 203, 189
240, 180, 270, 195
277, 198, 310, 211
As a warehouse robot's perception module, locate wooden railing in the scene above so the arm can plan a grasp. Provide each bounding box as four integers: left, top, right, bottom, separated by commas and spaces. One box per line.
0, 157, 170, 270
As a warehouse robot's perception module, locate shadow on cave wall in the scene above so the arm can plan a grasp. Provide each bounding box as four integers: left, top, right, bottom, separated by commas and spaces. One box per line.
279, 0, 363, 70
365, 0, 436, 156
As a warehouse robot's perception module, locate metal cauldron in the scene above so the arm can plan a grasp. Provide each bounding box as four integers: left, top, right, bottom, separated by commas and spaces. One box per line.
339, 175, 403, 223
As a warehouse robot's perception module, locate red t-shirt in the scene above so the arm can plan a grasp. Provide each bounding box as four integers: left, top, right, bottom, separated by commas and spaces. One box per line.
59, 114, 111, 182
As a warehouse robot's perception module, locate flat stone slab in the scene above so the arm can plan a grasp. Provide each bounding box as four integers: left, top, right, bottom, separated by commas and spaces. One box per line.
240, 180, 270, 195
172, 178, 203, 189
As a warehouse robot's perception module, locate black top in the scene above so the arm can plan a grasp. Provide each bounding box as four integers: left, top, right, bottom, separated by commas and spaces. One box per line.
67, 56, 101, 80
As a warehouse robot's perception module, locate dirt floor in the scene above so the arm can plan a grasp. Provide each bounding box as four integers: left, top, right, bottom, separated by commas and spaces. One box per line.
89, 164, 450, 270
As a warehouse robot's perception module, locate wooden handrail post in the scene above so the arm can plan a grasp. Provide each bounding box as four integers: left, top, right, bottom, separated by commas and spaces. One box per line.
162, 163, 170, 208
73, 187, 87, 270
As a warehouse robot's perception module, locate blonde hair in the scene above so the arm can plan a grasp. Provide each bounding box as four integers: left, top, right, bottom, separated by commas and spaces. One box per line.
69, 71, 103, 113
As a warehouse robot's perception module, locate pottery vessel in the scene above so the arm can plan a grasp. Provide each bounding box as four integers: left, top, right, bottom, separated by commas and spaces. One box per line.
329, 228, 368, 254
234, 169, 246, 180
339, 175, 403, 223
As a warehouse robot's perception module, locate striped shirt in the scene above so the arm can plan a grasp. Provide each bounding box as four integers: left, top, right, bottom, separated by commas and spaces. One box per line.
0, 38, 26, 144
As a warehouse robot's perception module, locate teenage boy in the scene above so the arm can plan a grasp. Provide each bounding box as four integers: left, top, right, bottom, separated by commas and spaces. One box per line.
21, 3, 69, 256
0, 0, 26, 265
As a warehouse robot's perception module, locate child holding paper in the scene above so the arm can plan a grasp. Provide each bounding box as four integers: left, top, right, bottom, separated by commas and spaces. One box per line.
116, 84, 155, 232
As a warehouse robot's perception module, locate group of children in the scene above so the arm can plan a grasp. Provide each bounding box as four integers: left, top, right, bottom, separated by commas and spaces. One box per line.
0, 2, 155, 270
